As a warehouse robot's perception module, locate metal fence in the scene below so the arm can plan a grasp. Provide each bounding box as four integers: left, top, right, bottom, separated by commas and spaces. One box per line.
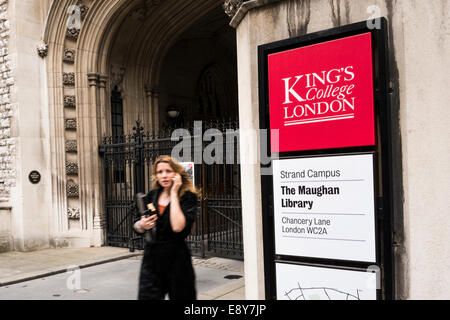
99, 119, 243, 260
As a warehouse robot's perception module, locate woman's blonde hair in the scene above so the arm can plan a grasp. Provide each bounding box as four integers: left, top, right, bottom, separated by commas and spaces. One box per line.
152, 155, 200, 197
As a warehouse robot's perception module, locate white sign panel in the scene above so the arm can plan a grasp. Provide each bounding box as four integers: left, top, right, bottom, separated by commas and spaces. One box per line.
273, 154, 376, 262
276, 263, 377, 300
179, 162, 195, 186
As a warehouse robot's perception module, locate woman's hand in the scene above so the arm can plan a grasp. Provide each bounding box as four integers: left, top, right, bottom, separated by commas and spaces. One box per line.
138, 214, 158, 231
171, 173, 182, 194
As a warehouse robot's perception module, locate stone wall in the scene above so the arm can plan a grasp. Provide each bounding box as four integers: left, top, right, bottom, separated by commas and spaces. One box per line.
0, 0, 13, 252
4, 0, 53, 252
0, 0, 14, 203
232, 0, 450, 300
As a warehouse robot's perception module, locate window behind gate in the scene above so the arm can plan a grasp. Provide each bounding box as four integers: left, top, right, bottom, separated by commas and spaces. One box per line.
110, 86, 125, 184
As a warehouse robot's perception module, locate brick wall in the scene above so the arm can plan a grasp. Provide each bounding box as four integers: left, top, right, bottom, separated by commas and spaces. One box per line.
0, 0, 15, 202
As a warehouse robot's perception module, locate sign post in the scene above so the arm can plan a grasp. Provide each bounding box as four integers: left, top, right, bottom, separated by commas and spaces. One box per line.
259, 19, 394, 300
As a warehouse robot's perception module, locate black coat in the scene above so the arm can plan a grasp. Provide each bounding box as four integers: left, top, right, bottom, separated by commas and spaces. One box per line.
135, 188, 198, 300
134, 188, 198, 242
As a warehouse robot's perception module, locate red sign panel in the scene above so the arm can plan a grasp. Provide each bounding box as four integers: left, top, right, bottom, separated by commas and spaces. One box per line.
268, 33, 375, 153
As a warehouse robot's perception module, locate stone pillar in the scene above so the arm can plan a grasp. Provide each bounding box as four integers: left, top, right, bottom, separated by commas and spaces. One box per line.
151, 87, 160, 131
84, 74, 99, 237
144, 86, 154, 132
86, 72, 98, 212
98, 75, 108, 137
93, 74, 108, 246
87, 73, 105, 246
232, 4, 268, 300
230, 0, 450, 301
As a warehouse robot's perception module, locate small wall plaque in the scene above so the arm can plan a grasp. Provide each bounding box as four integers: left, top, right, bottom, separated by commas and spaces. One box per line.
29, 171, 41, 184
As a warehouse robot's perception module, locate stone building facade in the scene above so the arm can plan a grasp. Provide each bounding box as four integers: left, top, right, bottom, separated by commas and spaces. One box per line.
0, 0, 448, 300
0, 0, 14, 252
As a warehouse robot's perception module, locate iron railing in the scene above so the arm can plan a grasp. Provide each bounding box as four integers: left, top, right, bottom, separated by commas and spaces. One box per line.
99, 119, 243, 259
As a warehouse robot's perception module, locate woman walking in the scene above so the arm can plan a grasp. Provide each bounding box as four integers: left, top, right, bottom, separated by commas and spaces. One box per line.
134, 155, 199, 300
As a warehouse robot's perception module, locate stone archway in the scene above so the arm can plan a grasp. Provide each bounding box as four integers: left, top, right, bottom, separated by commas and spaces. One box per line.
43, 0, 227, 247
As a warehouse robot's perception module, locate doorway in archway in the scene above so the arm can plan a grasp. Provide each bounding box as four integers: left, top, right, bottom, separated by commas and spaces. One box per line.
101, 4, 242, 260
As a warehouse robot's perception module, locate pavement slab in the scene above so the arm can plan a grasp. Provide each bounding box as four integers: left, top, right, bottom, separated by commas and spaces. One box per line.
0, 247, 143, 286
0, 247, 245, 300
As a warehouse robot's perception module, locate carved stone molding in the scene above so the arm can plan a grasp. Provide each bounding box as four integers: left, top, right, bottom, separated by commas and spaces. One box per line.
65, 118, 77, 130
110, 65, 126, 91
65, 140, 78, 153
66, 161, 79, 175
144, 85, 152, 97
145, 85, 159, 98
64, 95, 76, 108
63, 72, 75, 86
129, 0, 162, 22
223, 0, 244, 18
68, 207, 81, 220
77, 0, 89, 21
66, 27, 80, 41
67, 181, 79, 198
37, 42, 48, 58
99, 74, 108, 89
87, 73, 99, 87
63, 49, 75, 64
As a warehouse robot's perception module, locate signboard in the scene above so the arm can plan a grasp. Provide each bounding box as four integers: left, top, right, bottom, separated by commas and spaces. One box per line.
180, 162, 195, 186
268, 32, 375, 153
272, 154, 376, 262
276, 263, 377, 300
259, 19, 393, 299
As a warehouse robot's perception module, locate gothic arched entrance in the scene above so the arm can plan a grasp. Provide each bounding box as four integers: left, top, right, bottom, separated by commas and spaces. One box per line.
44, 0, 242, 259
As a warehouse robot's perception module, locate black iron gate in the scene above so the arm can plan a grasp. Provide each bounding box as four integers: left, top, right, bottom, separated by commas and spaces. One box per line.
99, 119, 243, 259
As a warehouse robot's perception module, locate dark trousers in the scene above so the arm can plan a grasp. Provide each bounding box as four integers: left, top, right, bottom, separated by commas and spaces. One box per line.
138, 242, 196, 300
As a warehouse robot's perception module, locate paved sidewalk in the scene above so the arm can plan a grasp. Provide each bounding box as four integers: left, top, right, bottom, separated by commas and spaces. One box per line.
0, 247, 245, 300
193, 257, 245, 300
